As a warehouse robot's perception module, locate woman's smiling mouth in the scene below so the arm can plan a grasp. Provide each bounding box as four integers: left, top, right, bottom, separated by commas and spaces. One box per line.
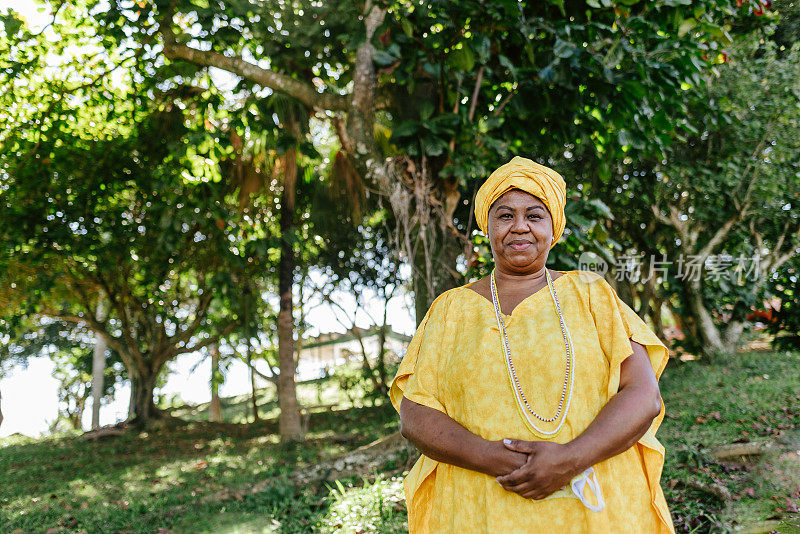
507, 240, 533, 251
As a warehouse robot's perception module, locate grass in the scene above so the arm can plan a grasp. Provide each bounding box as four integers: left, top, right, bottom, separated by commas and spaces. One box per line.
1, 352, 798, 533
0, 402, 400, 534
659, 350, 800, 533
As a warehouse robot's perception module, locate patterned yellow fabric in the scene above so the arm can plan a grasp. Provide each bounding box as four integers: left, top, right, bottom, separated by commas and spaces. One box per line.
389, 271, 675, 533
473, 156, 567, 248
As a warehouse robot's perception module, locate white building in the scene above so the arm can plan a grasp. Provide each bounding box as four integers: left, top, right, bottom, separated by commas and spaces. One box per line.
296, 327, 411, 381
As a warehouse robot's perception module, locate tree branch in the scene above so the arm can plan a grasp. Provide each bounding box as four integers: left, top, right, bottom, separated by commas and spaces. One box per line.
170, 290, 214, 348
41, 309, 133, 371
160, 25, 348, 112
467, 65, 484, 122
92, 270, 143, 364
174, 321, 237, 359
698, 212, 741, 259
757, 219, 800, 274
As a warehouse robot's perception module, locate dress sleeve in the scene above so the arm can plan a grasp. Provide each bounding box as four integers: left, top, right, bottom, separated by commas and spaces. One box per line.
388, 293, 451, 534
588, 273, 674, 531
588, 274, 669, 405
389, 293, 449, 415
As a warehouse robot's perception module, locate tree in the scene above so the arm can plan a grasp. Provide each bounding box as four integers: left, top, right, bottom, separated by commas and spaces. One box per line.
86, 0, 749, 324
309, 200, 407, 395
656, 34, 800, 353
590, 11, 800, 354
0, 10, 269, 426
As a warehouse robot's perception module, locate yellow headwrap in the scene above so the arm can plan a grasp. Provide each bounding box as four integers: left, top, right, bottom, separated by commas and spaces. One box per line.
474, 156, 567, 248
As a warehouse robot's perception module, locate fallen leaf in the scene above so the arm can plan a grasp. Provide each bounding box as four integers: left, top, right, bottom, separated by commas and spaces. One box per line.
785, 501, 800, 513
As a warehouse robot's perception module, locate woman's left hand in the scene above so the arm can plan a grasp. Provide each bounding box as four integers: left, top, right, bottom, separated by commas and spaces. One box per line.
495, 439, 582, 500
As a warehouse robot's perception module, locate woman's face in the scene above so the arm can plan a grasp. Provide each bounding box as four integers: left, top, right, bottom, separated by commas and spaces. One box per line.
487, 189, 553, 274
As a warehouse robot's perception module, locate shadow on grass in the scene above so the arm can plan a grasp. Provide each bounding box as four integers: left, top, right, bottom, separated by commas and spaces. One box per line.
0, 403, 399, 533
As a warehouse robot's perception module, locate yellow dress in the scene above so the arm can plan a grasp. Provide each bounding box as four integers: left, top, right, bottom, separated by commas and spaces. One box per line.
389, 270, 675, 533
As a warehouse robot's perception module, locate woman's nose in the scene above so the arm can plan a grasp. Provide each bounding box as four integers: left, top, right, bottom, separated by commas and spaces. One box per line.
511, 215, 529, 232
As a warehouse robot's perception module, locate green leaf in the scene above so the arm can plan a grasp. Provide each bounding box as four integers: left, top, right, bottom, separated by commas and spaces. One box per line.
372, 49, 399, 67
391, 120, 419, 138
603, 40, 625, 69
400, 18, 413, 38
447, 45, 475, 72
421, 136, 448, 156
589, 199, 614, 219
2, 13, 24, 36
678, 19, 697, 38
549, 0, 566, 17
499, 54, 517, 77
553, 38, 576, 59
419, 100, 435, 121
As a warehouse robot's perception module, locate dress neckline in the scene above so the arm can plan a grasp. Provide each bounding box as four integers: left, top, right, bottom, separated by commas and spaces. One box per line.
463, 270, 572, 317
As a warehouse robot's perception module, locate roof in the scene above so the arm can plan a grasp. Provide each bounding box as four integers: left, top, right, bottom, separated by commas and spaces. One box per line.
301, 326, 412, 350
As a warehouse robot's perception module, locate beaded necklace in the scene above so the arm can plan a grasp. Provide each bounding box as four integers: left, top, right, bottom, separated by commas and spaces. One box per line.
490, 268, 574, 437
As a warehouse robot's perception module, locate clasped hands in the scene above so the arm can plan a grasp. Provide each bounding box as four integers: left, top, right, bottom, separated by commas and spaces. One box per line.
491, 439, 582, 500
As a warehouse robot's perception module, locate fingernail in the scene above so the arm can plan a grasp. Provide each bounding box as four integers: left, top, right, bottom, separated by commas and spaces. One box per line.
503, 438, 511, 445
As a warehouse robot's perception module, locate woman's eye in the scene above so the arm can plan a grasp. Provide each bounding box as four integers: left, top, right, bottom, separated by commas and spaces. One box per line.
528, 215, 542, 220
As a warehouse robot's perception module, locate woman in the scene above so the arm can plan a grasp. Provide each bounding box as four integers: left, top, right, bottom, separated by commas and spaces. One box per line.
389, 156, 674, 533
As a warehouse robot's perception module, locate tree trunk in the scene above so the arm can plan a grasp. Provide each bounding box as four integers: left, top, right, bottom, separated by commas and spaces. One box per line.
615, 279, 636, 310
128, 382, 135, 419
352, 328, 381, 395
209, 343, 222, 423
128, 366, 163, 427
247, 339, 260, 423
722, 320, 746, 353
91, 299, 108, 430
376, 322, 388, 394
70, 393, 87, 430
648, 297, 667, 343
412, 222, 462, 324
277, 141, 303, 442
636, 276, 655, 320
683, 281, 725, 354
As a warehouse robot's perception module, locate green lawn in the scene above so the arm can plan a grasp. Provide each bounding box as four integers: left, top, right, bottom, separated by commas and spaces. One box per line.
1, 351, 799, 533
659, 350, 800, 533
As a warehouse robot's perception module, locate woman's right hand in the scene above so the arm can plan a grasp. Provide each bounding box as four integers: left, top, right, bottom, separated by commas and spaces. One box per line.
401, 397, 529, 478
482, 439, 529, 477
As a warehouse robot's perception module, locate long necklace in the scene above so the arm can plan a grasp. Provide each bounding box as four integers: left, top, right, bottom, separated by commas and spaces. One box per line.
490, 268, 575, 437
